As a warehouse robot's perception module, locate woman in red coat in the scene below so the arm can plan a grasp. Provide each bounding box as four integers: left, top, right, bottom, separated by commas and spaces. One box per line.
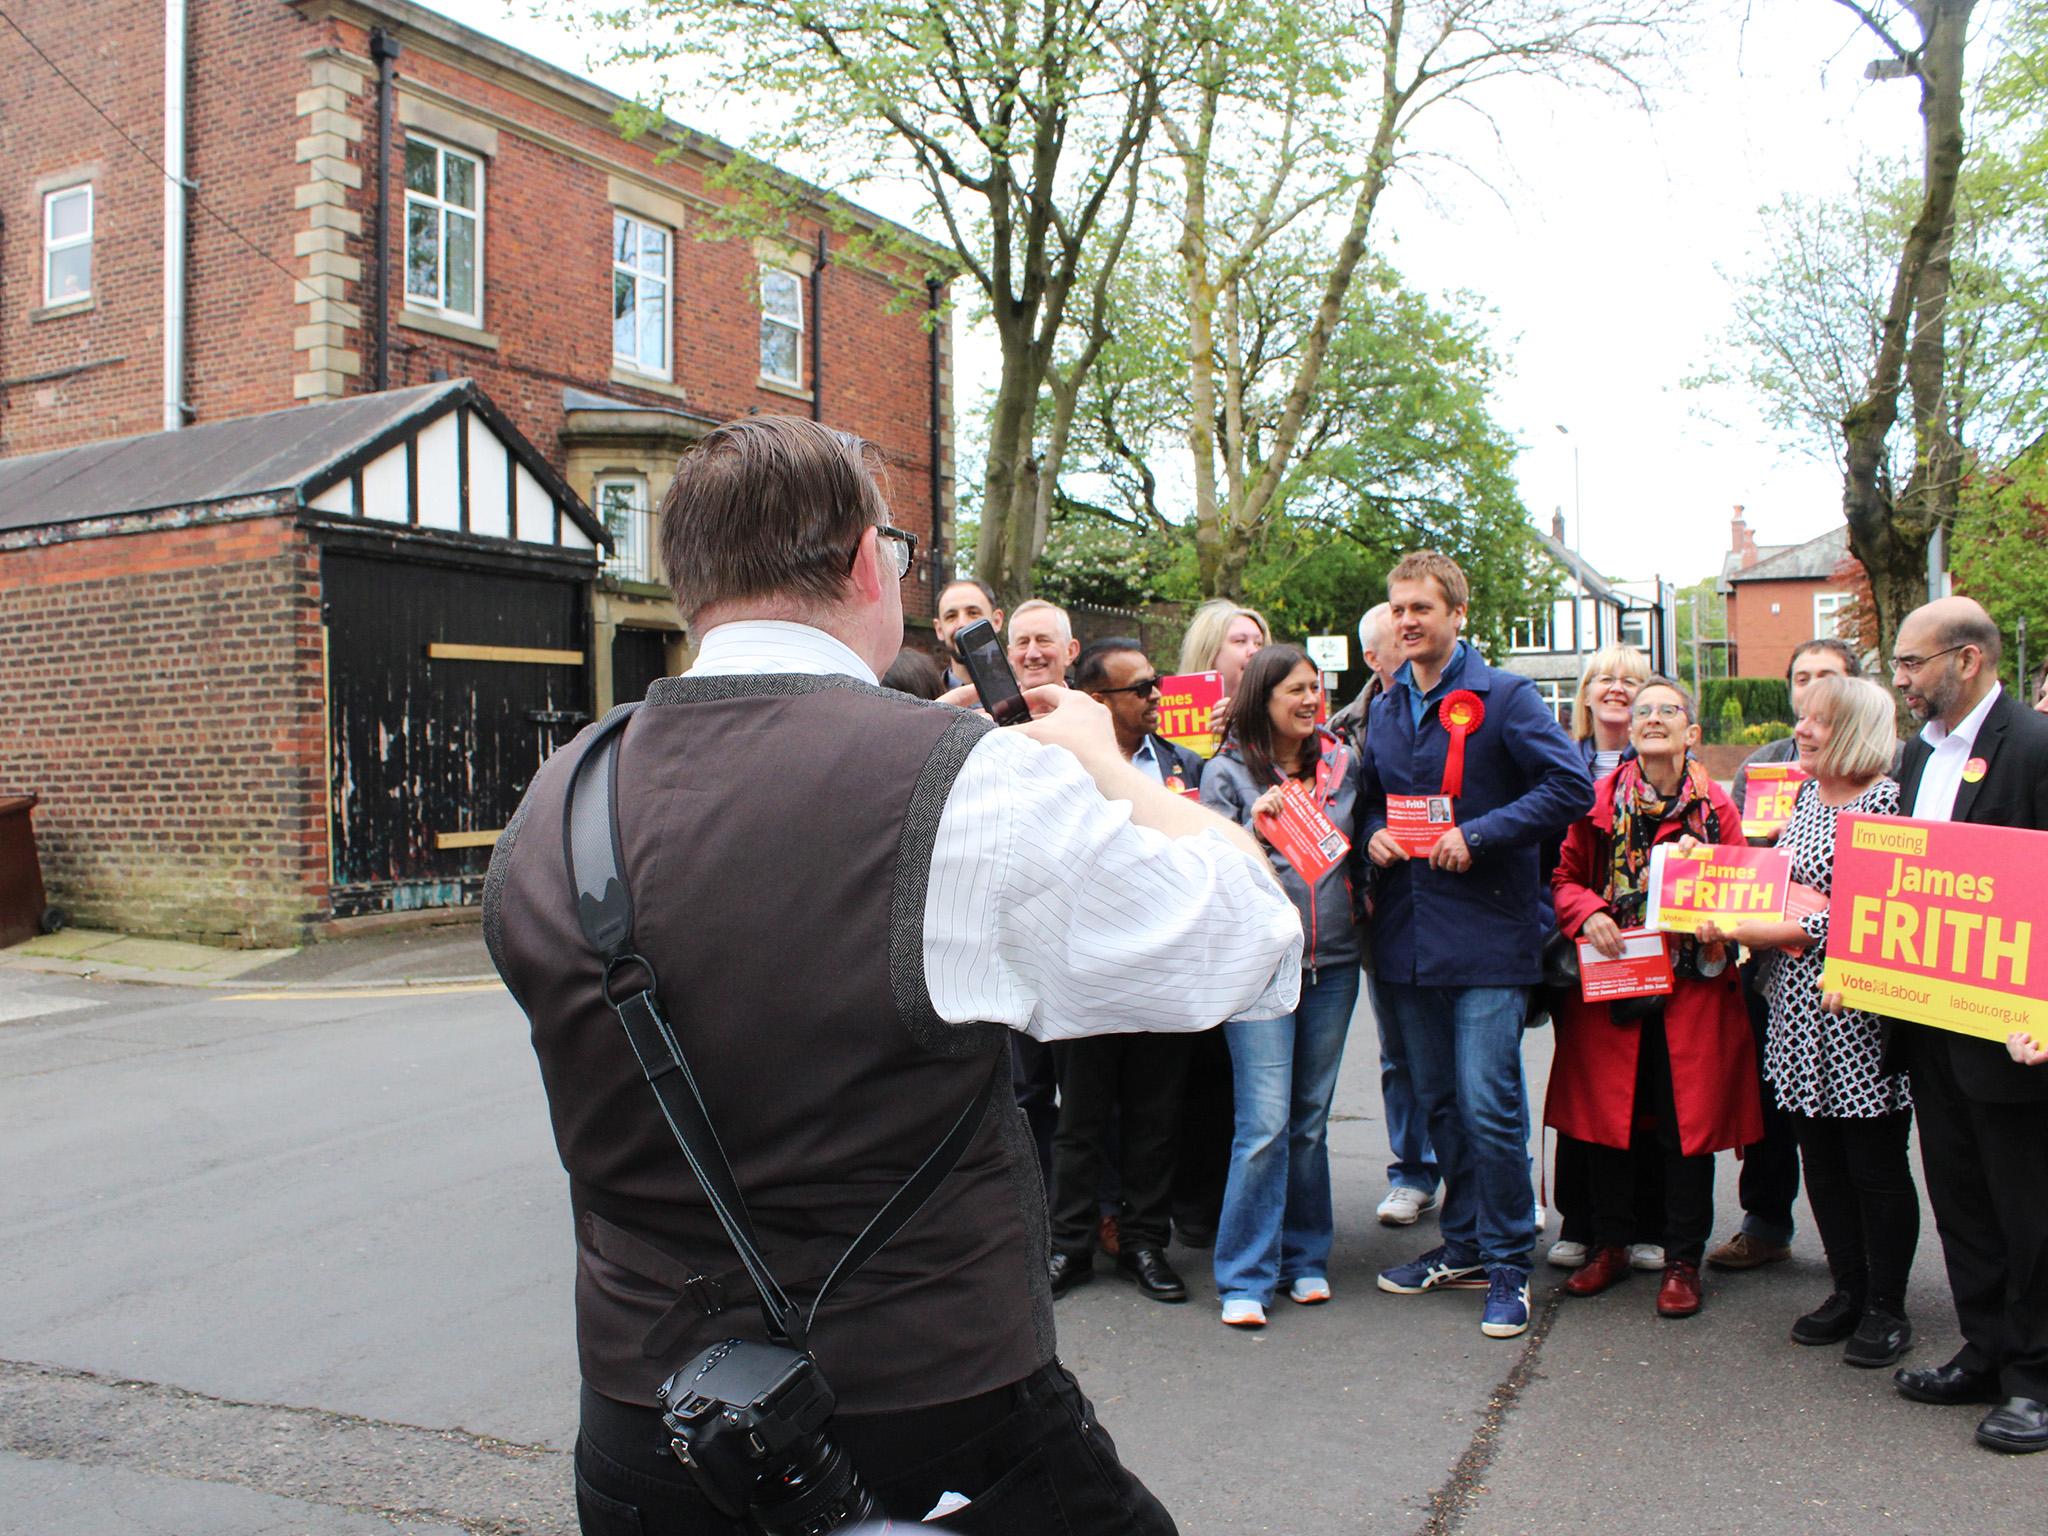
1545, 677, 1762, 1318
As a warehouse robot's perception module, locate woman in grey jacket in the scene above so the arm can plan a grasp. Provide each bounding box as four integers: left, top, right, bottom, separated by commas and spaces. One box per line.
1201, 645, 1368, 1327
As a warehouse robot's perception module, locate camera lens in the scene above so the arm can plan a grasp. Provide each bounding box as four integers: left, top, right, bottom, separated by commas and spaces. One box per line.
751, 1436, 882, 1536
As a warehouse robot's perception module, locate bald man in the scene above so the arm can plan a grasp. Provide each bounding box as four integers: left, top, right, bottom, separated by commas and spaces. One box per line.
1886, 597, 2048, 1455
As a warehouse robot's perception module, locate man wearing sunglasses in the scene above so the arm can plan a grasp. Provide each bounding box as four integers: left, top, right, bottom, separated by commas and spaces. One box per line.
486, 416, 1299, 1534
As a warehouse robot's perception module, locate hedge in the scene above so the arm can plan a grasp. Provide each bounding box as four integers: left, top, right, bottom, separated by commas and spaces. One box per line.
1701, 677, 1792, 728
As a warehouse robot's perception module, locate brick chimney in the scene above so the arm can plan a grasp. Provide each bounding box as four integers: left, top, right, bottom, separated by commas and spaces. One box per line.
1551, 508, 1566, 543
1731, 505, 1759, 569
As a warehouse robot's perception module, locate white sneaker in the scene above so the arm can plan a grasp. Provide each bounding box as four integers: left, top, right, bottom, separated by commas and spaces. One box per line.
1220, 1299, 1267, 1328
1547, 1239, 1588, 1269
1288, 1276, 1332, 1305
1629, 1243, 1667, 1272
1533, 1202, 1548, 1232
1376, 1186, 1436, 1226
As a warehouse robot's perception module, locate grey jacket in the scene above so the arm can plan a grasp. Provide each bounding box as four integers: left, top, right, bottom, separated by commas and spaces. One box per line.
1201, 730, 1366, 975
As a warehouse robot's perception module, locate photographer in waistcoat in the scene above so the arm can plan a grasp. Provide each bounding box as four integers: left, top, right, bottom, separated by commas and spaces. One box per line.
485, 415, 1302, 1534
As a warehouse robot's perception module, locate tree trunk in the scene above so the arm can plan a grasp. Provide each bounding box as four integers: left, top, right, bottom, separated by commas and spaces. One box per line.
976, 324, 1050, 610
1839, 0, 1974, 659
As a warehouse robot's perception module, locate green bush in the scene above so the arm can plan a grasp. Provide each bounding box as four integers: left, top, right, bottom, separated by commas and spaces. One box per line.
1701, 676, 1792, 729
1737, 721, 1793, 745
1716, 697, 1744, 743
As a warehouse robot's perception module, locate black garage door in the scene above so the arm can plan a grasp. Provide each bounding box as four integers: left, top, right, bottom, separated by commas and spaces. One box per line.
324, 551, 590, 916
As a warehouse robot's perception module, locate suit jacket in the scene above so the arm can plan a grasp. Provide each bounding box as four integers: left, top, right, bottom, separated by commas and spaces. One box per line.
1893, 687, 2048, 1103
1148, 733, 1206, 792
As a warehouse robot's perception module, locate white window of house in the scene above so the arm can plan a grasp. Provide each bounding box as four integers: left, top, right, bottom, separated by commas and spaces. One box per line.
1510, 610, 1554, 653
1537, 679, 1569, 725
760, 267, 804, 386
1620, 609, 1651, 652
43, 184, 93, 306
612, 214, 670, 377
596, 474, 655, 583
404, 137, 483, 325
1815, 591, 1853, 639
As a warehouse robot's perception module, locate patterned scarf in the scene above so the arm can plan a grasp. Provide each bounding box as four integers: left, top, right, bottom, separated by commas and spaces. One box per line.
1606, 755, 1721, 915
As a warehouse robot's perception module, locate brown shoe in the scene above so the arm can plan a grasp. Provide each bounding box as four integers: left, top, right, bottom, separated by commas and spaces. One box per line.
1706, 1232, 1790, 1270
1097, 1212, 1121, 1257
1562, 1245, 1633, 1297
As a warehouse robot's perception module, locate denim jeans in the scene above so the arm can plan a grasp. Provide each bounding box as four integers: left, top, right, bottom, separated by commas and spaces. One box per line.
1375, 981, 1534, 1272
1366, 972, 1438, 1193
1214, 969, 1360, 1303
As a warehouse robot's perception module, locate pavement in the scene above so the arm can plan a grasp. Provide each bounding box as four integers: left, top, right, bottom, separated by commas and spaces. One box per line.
0, 952, 2041, 1534
1, 918, 494, 994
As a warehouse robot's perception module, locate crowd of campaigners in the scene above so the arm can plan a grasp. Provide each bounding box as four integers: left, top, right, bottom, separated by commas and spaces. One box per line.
900, 552, 2048, 1458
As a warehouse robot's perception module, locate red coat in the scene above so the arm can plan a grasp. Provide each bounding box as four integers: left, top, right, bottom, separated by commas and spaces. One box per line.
1543, 771, 1762, 1157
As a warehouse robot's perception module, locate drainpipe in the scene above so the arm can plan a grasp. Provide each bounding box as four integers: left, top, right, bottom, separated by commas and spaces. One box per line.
370, 28, 400, 392
162, 0, 188, 430
926, 279, 947, 588
808, 226, 827, 422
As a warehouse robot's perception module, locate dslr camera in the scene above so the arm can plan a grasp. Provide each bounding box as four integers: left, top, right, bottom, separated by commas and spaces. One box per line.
657, 1339, 880, 1536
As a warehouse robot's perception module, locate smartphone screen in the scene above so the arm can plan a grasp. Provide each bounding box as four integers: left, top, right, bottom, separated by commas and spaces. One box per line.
954, 619, 1031, 727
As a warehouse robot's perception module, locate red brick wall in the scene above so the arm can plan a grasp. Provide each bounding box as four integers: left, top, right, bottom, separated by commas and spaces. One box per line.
1726, 575, 1857, 679
0, 517, 329, 945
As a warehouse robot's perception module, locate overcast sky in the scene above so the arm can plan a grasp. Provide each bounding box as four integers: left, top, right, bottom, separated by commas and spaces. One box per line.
432, 1, 2016, 590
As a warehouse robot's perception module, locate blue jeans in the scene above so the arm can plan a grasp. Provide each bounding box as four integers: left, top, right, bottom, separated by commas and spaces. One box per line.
1214, 969, 1360, 1303
1367, 972, 1438, 1193
1375, 981, 1533, 1272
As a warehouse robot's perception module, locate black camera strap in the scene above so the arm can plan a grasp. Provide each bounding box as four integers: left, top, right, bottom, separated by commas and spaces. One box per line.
562, 703, 1003, 1356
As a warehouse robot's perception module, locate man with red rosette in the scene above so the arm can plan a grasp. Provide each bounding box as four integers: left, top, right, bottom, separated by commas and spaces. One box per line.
1885, 596, 2048, 1455
1362, 551, 1593, 1339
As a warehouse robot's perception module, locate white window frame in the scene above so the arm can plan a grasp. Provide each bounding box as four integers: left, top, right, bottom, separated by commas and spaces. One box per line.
43, 184, 93, 306
1509, 610, 1554, 653
759, 266, 805, 386
596, 474, 655, 583
611, 213, 671, 379
403, 135, 485, 326
1619, 609, 1651, 652
1537, 679, 1569, 725
1815, 591, 1853, 640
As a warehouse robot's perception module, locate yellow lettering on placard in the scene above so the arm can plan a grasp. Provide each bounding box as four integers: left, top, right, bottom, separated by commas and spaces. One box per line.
1984, 917, 2031, 989
1851, 896, 1883, 953
1853, 822, 1928, 855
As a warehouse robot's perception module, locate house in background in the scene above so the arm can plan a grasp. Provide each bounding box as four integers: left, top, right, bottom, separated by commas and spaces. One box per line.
1718, 509, 1863, 678
1498, 511, 1678, 723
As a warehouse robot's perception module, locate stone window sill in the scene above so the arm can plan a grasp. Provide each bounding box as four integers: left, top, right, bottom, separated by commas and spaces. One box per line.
397, 308, 500, 350
758, 373, 813, 403
609, 366, 688, 403
32, 297, 95, 323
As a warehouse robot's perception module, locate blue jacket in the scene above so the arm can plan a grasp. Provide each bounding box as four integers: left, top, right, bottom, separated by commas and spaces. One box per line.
1201, 728, 1365, 976
1360, 646, 1593, 986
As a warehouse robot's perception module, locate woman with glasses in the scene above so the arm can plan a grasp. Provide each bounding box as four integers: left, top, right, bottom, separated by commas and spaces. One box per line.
1547, 648, 1667, 1273
1201, 644, 1366, 1328
1699, 674, 1916, 1367
1546, 678, 1759, 1318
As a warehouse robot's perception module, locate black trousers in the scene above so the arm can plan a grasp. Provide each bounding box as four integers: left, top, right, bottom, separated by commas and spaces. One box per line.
1011, 1034, 1058, 1190
1586, 1013, 1714, 1267
1734, 962, 1801, 1241
574, 1362, 1177, 1535
1909, 1032, 2048, 1401
1049, 1032, 1191, 1254
1171, 1027, 1234, 1234
1790, 1108, 1918, 1315
1555, 1132, 1666, 1246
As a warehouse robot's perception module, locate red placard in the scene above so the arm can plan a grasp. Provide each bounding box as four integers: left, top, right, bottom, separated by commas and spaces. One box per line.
1576, 928, 1676, 1003
1157, 671, 1225, 759
1741, 763, 1809, 841
1386, 794, 1455, 857
1645, 844, 1792, 935
1822, 813, 2048, 1042
1257, 779, 1351, 882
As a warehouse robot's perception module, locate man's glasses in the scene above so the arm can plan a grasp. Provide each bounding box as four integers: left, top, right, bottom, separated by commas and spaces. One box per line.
1096, 676, 1163, 697
1890, 644, 1966, 673
848, 524, 918, 581
1632, 702, 1689, 721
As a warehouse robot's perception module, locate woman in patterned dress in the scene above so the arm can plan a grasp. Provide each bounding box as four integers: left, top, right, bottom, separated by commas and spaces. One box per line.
1700, 674, 1916, 1368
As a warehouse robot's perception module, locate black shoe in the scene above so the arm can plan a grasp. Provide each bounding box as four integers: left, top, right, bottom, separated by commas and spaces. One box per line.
1894, 1358, 2003, 1405
1790, 1290, 1862, 1346
1116, 1246, 1188, 1303
1977, 1397, 2048, 1454
1843, 1308, 1913, 1369
1048, 1251, 1094, 1298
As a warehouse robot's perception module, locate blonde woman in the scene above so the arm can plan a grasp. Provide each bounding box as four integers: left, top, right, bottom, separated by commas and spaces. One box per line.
1570, 644, 1652, 780
1179, 600, 1271, 703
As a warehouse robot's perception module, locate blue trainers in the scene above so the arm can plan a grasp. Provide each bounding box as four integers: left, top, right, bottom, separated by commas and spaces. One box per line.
1377, 1244, 1487, 1295
1480, 1267, 1531, 1337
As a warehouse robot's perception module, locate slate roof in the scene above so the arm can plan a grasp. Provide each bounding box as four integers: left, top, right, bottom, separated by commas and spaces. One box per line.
0, 381, 603, 544
1722, 524, 1853, 589
1533, 524, 1621, 601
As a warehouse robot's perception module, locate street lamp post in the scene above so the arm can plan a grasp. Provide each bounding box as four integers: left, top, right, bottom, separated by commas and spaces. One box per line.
1555, 424, 1585, 677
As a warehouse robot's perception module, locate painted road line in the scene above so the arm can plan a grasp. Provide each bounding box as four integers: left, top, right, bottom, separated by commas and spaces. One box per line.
221, 981, 505, 1002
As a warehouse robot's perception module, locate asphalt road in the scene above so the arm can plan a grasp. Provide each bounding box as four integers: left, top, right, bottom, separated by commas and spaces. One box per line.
0, 966, 2038, 1534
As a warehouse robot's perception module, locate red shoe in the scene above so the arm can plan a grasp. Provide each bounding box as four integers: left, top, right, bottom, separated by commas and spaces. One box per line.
1657, 1261, 1703, 1318
1562, 1245, 1632, 1297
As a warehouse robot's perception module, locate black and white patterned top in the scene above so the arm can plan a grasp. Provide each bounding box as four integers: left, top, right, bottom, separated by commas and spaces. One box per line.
1763, 776, 1911, 1118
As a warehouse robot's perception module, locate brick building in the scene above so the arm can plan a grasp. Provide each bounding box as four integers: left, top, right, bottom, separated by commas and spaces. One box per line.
0, 0, 956, 941
1718, 509, 1864, 678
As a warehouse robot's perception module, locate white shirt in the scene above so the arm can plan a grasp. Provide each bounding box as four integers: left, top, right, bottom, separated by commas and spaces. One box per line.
1911, 682, 2001, 823
688, 622, 1303, 1039
1130, 735, 1165, 785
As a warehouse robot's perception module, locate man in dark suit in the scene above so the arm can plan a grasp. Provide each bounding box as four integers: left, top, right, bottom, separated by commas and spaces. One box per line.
1886, 596, 2048, 1454
1040, 639, 1207, 1302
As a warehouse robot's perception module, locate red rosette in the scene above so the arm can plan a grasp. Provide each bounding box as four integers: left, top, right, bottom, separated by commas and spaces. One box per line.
1439, 689, 1485, 798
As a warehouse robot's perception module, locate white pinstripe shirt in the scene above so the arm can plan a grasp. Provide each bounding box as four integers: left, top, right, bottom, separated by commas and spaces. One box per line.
689, 622, 1303, 1039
